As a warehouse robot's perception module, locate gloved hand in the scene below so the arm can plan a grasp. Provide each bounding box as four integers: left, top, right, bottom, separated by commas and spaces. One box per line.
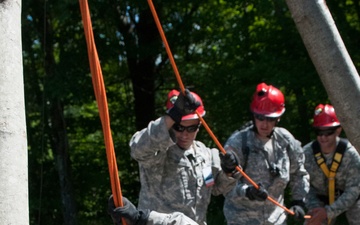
167, 89, 200, 123
245, 183, 268, 201
289, 200, 306, 222
220, 150, 240, 174
108, 195, 150, 225
307, 207, 327, 225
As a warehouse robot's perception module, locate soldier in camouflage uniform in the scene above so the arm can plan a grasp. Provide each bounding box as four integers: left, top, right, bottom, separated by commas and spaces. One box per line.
223, 83, 310, 225
130, 89, 240, 225
303, 104, 360, 225
108, 195, 200, 225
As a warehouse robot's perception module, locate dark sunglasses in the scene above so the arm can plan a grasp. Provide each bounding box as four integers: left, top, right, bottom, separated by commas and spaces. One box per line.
314, 129, 336, 137
172, 123, 200, 133
253, 114, 279, 122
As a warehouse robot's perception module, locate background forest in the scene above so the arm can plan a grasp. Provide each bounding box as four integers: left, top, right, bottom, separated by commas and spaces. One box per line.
22, 0, 360, 225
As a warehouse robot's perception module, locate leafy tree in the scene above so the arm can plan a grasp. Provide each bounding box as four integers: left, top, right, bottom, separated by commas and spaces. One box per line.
22, 0, 359, 224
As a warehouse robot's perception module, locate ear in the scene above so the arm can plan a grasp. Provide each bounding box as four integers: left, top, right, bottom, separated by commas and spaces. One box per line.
335, 127, 342, 136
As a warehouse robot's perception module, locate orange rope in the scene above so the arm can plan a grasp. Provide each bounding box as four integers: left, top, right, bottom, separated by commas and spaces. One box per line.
147, 0, 305, 217
79, 0, 124, 211
147, 0, 185, 92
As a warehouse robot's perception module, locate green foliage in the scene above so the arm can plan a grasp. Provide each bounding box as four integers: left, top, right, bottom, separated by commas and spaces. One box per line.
22, 0, 359, 224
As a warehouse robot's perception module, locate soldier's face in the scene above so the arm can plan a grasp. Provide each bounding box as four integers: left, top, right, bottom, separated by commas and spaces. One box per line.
173, 119, 200, 150
316, 127, 341, 153
254, 116, 277, 139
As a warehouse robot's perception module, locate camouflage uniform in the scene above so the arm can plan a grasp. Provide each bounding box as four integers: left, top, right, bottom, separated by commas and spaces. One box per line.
223, 125, 309, 225
130, 116, 237, 225
148, 211, 199, 225
303, 137, 360, 225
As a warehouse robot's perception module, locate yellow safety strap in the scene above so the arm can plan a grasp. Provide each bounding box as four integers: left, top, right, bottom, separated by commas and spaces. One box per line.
314, 152, 333, 204
315, 150, 342, 225
315, 151, 342, 205
312, 140, 347, 206
328, 152, 342, 204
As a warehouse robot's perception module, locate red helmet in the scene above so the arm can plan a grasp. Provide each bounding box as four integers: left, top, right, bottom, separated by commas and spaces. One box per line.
250, 82, 285, 117
313, 104, 340, 127
166, 89, 206, 120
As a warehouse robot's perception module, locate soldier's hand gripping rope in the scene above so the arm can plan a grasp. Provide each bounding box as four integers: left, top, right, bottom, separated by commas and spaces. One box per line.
245, 183, 269, 201
108, 195, 150, 225
166, 89, 200, 124
289, 200, 306, 222
219, 149, 240, 174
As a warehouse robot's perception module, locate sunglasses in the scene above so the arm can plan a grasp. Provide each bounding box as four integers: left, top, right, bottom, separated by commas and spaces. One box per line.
314, 129, 337, 137
253, 114, 279, 122
172, 123, 200, 133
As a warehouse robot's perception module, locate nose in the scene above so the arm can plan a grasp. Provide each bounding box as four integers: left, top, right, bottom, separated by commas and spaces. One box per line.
180, 130, 190, 136
259, 120, 269, 128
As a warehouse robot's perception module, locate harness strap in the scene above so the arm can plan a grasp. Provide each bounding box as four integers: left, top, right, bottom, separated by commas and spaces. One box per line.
312, 138, 348, 205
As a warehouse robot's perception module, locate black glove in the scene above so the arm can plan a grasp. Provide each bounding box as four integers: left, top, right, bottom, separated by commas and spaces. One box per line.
289, 200, 306, 222
220, 150, 240, 173
108, 195, 150, 225
245, 183, 268, 201
167, 89, 200, 123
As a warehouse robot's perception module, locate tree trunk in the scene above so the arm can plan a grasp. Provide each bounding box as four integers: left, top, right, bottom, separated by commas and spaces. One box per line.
0, 0, 29, 224
42, 13, 78, 225
49, 99, 77, 225
286, 0, 360, 152
27, 3, 78, 223
117, 7, 160, 130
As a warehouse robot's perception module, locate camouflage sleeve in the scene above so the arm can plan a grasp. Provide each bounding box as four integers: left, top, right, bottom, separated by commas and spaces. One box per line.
303, 143, 324, 210
201, 147, 238, 196
129, 116, 175, 166
284, 131, 310, 201
147, 211, 199, 225
222, 130, 249, 198
306, 186, 324, 209
325, 145, 360, 219
212, 169, 239, 196
224, 181, 249, 199
223, 130, 247, 170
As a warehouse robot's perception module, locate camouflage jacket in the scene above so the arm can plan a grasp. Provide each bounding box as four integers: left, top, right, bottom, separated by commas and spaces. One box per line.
130, 116, 237, 225
303, 137, 360, 219
147, 211, 199, 225
223, 125, 309, 225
